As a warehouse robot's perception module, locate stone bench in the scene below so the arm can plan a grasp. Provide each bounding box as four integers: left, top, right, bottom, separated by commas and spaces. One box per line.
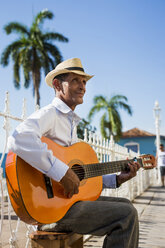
29, 230, 83, 248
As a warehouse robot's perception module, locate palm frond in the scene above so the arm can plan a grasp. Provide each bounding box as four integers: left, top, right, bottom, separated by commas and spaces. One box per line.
88, 105, 104, 121
4, 22, 29, 36
13, 60, 20, 88
110, 94, 128, 103
12, 50, 22, 87
13, 78, 20, 89
88, 96, 108, 121
93, 95, 107, 104
24, 72, 30, 88
117, 101, 133, 115
21, 49, 31, 88
33, 9, 53, 28
1, 40, 23, 66
40, 56, 54, 74
100, 113, 107, 139
44, 42, 63, 64
42, 32, 69, 42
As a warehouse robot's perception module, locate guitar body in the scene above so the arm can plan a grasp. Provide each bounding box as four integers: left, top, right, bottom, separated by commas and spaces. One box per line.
5, 137, 102, 225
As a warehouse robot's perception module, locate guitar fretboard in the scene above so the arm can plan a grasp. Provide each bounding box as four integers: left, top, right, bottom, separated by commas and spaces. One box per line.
82, 158, 143, 179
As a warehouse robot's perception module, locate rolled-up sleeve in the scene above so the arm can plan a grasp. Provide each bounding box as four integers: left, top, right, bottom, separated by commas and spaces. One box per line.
7, 108, 69, 182
102, 174, 117, 189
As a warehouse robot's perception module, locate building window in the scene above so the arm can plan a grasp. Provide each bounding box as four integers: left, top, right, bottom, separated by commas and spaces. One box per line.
124, 142, 139, 153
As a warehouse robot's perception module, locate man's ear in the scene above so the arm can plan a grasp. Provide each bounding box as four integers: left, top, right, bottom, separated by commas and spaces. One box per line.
52, 78, 61, 91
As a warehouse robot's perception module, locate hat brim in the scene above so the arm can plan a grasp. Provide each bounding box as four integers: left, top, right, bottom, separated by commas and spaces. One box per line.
45, 69, 93, 87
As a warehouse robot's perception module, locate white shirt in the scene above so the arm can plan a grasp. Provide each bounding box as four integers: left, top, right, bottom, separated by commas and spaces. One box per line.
157, 150, 165, 167
8, 97, 116, 187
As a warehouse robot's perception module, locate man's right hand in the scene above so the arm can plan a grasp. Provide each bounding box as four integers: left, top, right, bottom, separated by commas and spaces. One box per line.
60, 168, 80, 198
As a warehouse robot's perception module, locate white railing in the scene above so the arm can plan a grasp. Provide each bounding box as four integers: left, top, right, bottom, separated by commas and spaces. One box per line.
0, 92, 156, 248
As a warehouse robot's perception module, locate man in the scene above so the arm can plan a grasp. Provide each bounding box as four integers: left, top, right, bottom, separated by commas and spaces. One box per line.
8, 58, 140, 248
156, 144, 165, 187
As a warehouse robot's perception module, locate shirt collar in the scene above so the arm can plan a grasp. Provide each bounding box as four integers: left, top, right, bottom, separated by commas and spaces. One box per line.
52, 97, 81, 123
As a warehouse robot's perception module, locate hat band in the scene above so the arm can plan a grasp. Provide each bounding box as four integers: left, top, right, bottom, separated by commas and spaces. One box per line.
65, 66, 84, 72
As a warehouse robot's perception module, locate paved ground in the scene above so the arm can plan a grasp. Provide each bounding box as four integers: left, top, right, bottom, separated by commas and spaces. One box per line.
0, 200, 29, 248
137, 186, 165, 248
84, 185, 165, 248
1, 185, 165, 247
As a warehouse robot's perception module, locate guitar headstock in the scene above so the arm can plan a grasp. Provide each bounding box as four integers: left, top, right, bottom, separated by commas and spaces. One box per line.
140, 154, 156, 169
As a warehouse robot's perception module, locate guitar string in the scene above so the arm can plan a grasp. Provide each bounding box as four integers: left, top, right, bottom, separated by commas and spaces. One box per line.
73, 164, 123, 174
82, 165, 152, 178
71, 160, 140, 179
72, 163, 125, 176
71, 159, 153, 179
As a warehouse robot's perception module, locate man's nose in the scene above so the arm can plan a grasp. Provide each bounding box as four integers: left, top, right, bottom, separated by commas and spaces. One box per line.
79, 81, 86, 90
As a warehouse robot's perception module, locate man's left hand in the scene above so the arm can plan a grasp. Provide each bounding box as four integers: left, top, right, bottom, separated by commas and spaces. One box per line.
117, 161, 141, 186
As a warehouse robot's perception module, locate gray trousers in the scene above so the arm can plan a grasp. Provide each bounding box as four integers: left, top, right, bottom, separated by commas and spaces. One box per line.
40, 196, 139, 248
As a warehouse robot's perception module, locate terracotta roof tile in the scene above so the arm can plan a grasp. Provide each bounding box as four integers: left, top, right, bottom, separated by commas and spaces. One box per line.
122, 127, 155, 138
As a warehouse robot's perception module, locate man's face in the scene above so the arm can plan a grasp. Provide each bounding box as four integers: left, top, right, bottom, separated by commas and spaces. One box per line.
55, 73, 87, 110
160, 145, 164, 151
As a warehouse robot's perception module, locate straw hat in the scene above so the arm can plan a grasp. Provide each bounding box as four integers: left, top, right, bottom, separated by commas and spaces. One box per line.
45, 58, 93, 87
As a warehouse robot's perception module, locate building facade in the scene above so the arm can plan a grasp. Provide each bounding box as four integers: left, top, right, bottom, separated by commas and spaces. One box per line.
118, 127, 165, 156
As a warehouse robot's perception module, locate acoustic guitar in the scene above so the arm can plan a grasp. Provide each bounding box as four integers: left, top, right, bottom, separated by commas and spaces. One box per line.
5, 137, 155, 225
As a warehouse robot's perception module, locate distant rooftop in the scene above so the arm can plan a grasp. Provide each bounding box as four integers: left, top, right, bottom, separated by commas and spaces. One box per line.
122, 127, 155, 138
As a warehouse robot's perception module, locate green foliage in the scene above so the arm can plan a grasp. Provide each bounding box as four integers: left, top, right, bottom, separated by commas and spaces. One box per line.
77, 118, 97, 140
0, 9, 69, 106
88, 94, 132, 141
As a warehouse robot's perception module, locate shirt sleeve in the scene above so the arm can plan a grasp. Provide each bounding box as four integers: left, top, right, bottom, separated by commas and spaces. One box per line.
7, 108, 69, 182
102, 174, 117, 189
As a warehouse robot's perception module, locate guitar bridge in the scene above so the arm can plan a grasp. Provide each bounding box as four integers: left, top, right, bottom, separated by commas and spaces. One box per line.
44, 175, 54, 198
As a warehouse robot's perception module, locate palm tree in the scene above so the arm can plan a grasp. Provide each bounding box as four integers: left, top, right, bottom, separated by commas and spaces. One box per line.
77, 118, 97, 140
88, 95, 132, 141
1, 9, 68, 106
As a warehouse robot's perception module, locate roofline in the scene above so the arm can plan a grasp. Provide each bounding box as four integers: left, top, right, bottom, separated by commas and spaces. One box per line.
121, 135, 165, 139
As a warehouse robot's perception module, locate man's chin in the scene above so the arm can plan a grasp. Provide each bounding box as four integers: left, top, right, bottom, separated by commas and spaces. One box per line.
77, 98, 83, 105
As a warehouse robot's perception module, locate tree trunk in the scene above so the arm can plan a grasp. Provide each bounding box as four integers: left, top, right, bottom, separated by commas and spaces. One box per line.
32, 50, 41, 108
34, 87, 40, 107
32, 69, 40, 108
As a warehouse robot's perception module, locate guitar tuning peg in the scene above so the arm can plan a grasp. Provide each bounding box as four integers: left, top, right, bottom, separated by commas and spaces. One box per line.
133, 157, 137, 162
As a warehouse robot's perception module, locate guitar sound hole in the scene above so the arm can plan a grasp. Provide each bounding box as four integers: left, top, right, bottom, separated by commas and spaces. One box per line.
71, 164, 85, 181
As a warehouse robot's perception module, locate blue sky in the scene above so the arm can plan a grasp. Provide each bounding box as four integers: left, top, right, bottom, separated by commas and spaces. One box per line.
0, 0, 165, 151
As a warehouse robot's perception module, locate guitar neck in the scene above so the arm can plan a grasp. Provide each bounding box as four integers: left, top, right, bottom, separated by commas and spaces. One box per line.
82, 158, 143, 179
